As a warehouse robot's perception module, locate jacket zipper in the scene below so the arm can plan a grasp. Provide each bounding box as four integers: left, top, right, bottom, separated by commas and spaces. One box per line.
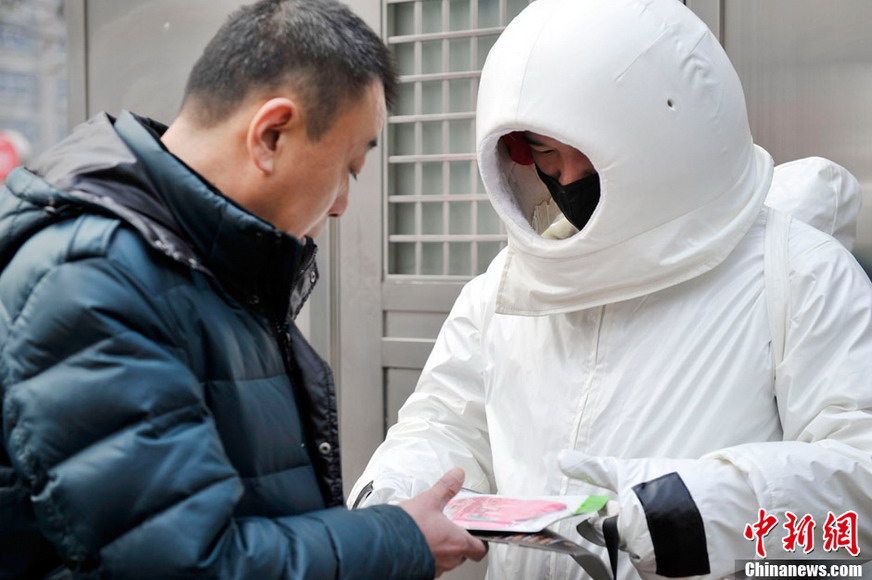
272, 317, 294, 376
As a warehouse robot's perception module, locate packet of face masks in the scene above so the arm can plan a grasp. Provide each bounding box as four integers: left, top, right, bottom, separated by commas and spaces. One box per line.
445, 490, 613, 580
444, 489, 609, 533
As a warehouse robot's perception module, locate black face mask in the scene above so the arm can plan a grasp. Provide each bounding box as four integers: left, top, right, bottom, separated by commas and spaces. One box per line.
536, 166, 601, 231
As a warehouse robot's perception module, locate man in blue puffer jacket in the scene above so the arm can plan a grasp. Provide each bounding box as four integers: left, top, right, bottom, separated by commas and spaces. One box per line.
0, 0, 486, 577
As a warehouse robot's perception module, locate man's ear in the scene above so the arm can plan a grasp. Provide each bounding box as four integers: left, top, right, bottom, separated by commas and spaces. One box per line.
246, 97, 303, 174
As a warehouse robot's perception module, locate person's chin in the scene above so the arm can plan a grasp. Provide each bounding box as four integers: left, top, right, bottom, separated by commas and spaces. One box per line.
305, 220, 329, 240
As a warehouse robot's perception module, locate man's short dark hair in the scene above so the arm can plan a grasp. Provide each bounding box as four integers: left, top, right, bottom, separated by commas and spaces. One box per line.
182, 0, 397, 139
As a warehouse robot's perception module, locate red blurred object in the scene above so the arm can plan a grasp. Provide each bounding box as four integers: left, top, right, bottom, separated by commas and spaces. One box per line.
0, 135, 20, 182
501, 131, 534, 165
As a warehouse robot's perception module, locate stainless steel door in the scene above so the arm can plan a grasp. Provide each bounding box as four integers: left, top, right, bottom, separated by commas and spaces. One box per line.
691, 0, 872, 261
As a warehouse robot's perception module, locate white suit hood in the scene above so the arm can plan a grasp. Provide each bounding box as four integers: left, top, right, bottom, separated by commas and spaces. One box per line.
477, 0, 774, 314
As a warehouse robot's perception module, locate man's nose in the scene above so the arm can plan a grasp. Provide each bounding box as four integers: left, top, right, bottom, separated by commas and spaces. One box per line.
329, 187, 349, 218
559, 156, 591, 186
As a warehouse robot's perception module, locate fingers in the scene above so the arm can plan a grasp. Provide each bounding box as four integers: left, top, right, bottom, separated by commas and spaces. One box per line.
434, 468, 487, 559
466, 533, 488, 561
557, 450, 618, 491
400, 467, 488, 575
456, 527, 488, 562
435, 534, 487, 576
429, 525, 487, 576
428, 467, 465, 510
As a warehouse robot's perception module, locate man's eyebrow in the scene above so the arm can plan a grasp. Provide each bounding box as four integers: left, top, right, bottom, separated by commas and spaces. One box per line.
522, 134, 546, 147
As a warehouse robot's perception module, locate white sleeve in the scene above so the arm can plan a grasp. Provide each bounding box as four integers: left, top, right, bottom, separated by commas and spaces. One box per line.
349, 275, 495, 508
561, 227, 872, 579
706, 226, 872, 561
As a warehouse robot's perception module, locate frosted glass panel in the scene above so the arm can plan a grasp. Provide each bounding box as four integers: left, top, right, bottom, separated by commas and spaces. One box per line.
390, 163, 415, 196
449, 0, 471, 31
422, 162, 443, 195
391, 2, 415, 36
421, 81, 443, 114
449, 38, 471, 71
478, 241, 504, 266
422, 202, 444, 235
449, 161, 473, 194
392, 243, 416, 275
394, 42, 415, 76
448, 119, 473, 154
479, 0, 500, 28
478, 35, 499, 67
420, 243, 444, 275
477, 202, 503, 234
449, 202, 473, 234
390, 123, 415, 156
422, 121, 443, 155
421, 40, 443, 74
423, 0, 443, 33
395, 83, 415, 115
448, 242, 473, 275
449, 79, 473, 112
392, 203, 416, 235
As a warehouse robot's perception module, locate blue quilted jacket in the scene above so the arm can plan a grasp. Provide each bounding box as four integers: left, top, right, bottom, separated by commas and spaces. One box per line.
0, 111, 433, 579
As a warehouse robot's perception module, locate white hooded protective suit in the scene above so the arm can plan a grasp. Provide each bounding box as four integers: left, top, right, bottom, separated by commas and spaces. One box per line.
352, 0, 872, 578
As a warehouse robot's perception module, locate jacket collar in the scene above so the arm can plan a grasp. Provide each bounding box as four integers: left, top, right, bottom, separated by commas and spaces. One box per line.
113, 111, 318, 320
15, 110, 317, 320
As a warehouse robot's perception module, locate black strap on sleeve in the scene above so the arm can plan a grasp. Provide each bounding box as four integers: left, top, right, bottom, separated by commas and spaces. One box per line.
632, 472, 710, 577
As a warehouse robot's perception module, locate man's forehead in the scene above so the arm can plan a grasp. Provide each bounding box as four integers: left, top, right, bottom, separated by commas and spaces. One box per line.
333, 81, 384, 150
363, 83, 387, 148
523, 132, 559, 147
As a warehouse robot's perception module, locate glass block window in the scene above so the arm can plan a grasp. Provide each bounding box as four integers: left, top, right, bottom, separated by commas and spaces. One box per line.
385, 0, 531, 278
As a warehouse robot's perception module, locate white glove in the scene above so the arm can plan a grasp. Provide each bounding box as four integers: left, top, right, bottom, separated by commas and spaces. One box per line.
558, 450, 757, 578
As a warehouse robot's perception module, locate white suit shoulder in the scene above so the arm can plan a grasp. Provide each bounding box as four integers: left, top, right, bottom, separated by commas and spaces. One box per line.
785, 214, 869, 291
